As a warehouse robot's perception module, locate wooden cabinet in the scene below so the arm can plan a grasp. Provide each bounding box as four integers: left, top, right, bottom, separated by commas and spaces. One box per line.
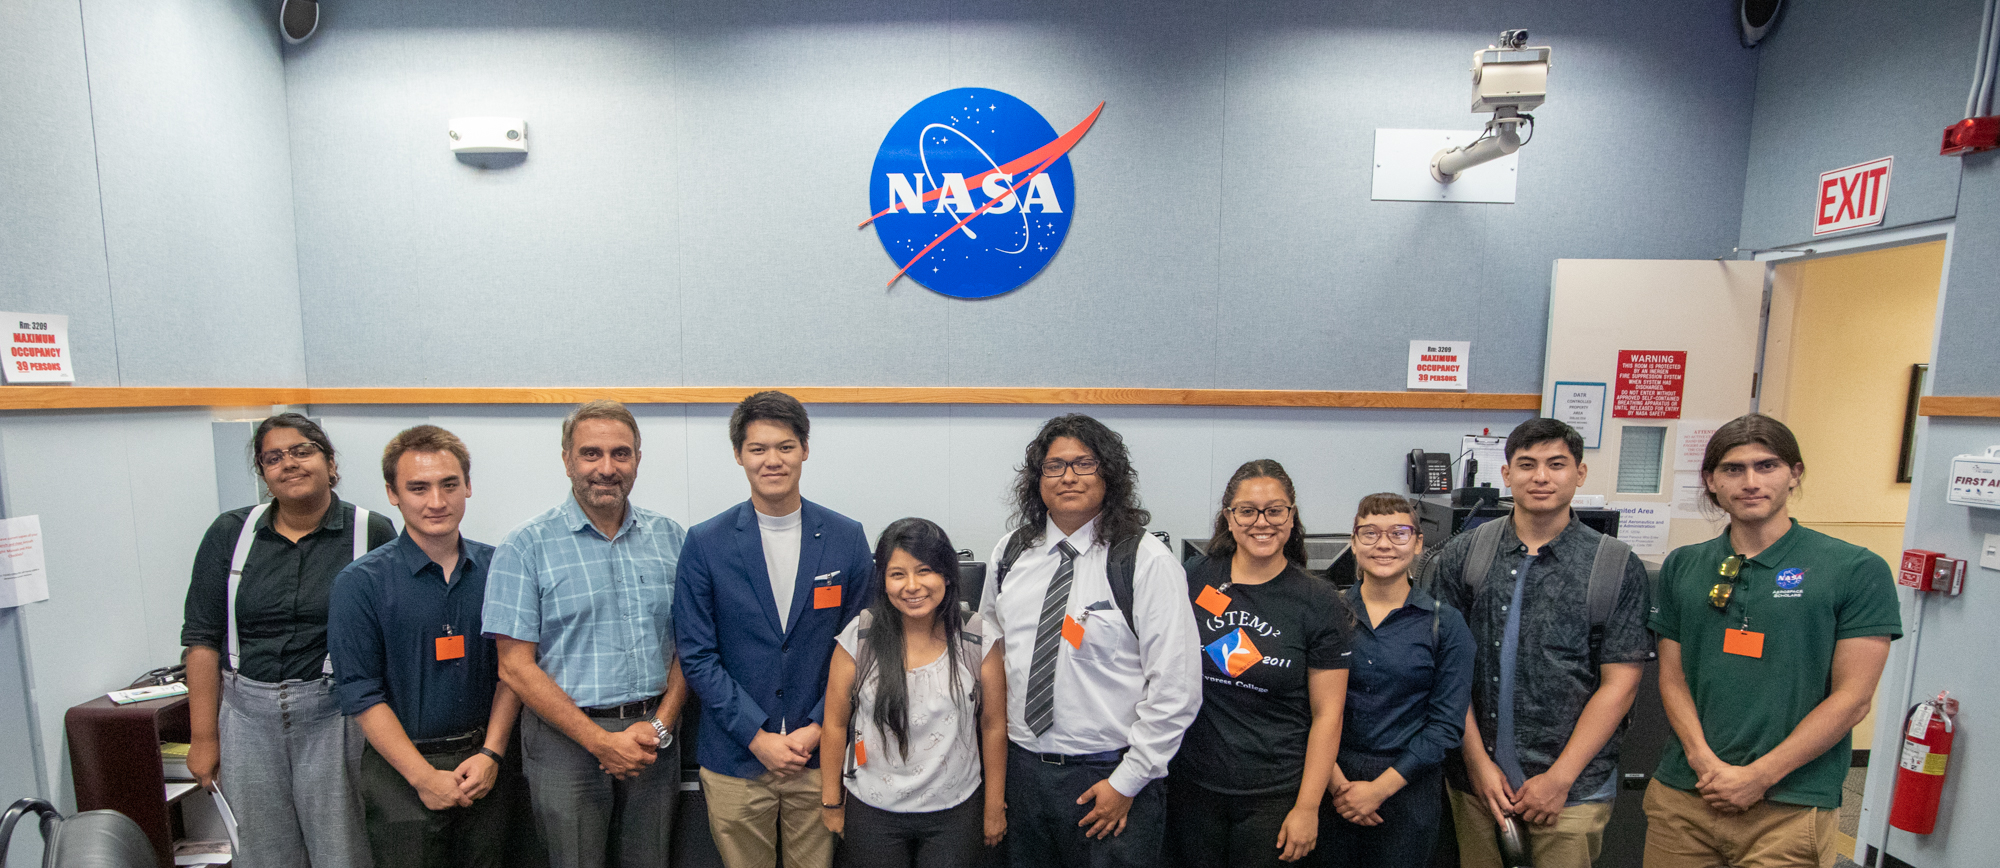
64, 694, 197, 868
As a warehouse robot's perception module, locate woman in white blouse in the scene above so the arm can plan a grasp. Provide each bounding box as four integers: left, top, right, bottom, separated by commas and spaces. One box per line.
821, 517, 1009, 867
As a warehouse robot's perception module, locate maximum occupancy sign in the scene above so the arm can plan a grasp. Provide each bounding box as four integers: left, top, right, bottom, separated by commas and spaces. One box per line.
861, 88, 1102, 298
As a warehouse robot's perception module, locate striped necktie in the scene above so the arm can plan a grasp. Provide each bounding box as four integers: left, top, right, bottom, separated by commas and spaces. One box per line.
1024, 540, 1079, 736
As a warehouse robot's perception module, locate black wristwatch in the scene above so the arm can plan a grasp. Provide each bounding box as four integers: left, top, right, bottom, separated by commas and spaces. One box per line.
650, 718, 673, 750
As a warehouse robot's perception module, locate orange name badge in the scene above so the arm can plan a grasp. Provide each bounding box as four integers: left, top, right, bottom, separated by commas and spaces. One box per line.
1196, 585, 1232, 617
435, 634, 466, 661
1723, 629, 1765, 658
814, 584, 843, 609
855, 739, 867, 766
1061, 614, 1085, 649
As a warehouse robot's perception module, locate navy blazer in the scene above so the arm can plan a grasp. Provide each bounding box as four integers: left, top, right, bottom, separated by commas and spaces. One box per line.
674, 499, 873, 778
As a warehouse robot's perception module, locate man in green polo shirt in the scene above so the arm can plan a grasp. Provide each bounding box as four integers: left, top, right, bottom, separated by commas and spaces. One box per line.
1644, 413, 1901, 868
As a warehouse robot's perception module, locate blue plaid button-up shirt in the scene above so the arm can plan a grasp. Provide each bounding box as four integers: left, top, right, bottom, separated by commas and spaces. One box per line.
482, 495, 687, 708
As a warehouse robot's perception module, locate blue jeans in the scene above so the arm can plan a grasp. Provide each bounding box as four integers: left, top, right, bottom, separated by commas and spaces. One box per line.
219, 672, 371, 868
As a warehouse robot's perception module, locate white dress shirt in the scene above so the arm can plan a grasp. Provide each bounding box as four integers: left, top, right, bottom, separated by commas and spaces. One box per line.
758, 507, 802, 631
978, 516, 1201, 797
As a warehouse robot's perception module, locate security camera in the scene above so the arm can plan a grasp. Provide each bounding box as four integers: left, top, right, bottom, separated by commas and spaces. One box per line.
1430, 32, 1550, 183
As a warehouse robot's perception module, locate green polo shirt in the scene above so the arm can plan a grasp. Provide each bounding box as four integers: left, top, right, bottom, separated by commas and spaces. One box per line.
1649, 520, 1902, 808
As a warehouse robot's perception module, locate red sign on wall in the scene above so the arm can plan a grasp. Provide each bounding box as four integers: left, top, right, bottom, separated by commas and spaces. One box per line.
1813, 156, 1892, 236
1612, 350, 1686, 419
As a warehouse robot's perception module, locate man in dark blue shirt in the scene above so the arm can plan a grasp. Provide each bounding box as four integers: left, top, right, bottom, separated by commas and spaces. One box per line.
330, 425, 521, 868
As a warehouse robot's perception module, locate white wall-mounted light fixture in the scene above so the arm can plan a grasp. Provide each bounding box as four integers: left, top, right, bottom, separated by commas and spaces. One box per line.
1371, 30, 1548, 204
1430, 30, 1550, 183
447, 117, 528, 154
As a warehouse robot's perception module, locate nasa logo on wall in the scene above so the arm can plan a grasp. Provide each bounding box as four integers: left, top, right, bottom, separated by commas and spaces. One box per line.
861, 88, 1102, 298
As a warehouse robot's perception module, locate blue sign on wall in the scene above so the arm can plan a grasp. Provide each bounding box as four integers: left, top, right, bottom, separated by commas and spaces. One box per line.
863, 88, 1102, 299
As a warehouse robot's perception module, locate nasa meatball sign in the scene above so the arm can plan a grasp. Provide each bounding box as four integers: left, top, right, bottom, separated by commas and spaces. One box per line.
861, 89, 1102, 298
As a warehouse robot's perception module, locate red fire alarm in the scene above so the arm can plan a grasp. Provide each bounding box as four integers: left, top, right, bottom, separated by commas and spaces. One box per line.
1942, 117, 2000, 156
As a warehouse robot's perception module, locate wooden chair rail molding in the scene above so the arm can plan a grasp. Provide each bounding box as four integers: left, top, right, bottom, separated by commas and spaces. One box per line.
1919, 396, 2000, 418
0, 386, 1543, 412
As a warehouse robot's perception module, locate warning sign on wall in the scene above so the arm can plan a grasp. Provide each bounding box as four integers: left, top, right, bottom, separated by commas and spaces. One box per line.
1612, 350, 1686, 419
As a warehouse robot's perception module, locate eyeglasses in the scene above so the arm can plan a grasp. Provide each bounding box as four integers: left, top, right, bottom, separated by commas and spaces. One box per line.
257, 442, 323, 467
1709, 555, 1745, 610
1353, 525, 1417, 546
1040, 457, 1100, 478
1229, 505, 1294, 525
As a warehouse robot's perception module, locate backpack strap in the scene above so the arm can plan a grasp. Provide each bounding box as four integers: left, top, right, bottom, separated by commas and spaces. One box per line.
1585, 533, 1633, 668
1106, 535, 1142, 637
844, 609, 876, 780
990, 527, 1038, 594
1459, 516, 1510, 605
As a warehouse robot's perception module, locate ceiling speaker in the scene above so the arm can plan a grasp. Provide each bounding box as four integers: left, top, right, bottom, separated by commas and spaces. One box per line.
1739, 0, 1783, 48
280, 0, 319, 44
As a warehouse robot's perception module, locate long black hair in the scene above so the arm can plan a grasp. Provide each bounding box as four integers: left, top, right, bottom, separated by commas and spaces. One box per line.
1205, 459, 1309, 566
1007, 414, 1151, 547
861, 517, 970, 760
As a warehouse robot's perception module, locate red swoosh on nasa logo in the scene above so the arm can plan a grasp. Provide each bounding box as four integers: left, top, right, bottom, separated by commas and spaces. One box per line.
857, 101, 1105, 229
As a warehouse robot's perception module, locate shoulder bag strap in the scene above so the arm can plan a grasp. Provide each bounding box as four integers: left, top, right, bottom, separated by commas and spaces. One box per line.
225, 503, 272, 672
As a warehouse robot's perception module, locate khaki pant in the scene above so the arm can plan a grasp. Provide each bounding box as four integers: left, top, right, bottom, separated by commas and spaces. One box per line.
1448, 785, 1614, 868
1641, 779, 1839, 868
700, 766, 836, 868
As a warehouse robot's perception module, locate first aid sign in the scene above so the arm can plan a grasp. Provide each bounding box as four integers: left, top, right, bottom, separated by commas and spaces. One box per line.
1814, 156, 1892, 236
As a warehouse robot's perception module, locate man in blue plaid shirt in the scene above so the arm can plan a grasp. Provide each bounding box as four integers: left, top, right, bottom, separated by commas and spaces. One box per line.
483, 400, 690, 868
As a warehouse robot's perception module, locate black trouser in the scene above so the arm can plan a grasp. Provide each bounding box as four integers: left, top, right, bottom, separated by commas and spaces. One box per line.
838, 788, 986, 868
1003, 742, 1165, 868
359, 742, 511, 868
1165, 778, 1312, 868
1317, 752, 1443, 868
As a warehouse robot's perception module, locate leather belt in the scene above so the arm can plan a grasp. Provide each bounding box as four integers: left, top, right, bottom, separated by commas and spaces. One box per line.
411, 728, 484, 754
583, 697, 661, 721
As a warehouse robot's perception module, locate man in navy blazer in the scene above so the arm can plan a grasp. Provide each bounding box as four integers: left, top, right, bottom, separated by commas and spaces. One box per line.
675, 391, 872, 868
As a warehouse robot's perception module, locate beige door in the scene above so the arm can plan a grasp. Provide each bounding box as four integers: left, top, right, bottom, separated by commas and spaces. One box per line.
1542, 259, 1767, 552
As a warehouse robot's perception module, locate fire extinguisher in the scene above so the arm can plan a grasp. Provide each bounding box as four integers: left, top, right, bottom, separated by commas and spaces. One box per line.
1889, 690, 1958, 834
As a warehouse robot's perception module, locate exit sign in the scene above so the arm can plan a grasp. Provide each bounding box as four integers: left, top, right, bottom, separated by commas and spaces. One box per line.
1813, 156, 1892, 236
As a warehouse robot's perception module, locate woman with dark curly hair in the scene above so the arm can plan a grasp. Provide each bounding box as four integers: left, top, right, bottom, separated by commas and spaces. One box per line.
977, 413, 1201, 868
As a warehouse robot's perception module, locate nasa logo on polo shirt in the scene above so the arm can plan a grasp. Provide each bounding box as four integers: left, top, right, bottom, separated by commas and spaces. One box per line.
1773, 567, 1807, 598
863, 88, 1103, 298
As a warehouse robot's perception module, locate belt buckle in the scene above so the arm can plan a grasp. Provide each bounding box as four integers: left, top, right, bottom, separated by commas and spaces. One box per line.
1039, 752, 1065, 766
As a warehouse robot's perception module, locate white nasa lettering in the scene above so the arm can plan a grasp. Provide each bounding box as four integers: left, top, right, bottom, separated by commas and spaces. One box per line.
885, 173, 926, 214
980, 172, 1018, 214
1021, 173, 1063, 213
937, 173, 976, 214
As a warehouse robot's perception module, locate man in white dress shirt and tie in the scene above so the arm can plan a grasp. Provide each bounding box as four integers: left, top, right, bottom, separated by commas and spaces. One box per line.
978, 413, 1201, 868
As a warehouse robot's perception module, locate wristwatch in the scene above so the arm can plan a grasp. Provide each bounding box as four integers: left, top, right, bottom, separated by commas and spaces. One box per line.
650, 718, 673, 750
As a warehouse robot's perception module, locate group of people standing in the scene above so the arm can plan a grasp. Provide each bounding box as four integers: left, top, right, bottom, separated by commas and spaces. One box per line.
179, 393, 1899, 868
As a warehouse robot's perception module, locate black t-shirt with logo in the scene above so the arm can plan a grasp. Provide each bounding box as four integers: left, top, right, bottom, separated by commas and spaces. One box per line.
1172, 555, 1352, 796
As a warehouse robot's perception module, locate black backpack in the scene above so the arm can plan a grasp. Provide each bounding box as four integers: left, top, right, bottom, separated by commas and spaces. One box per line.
992, 527, 1144, 636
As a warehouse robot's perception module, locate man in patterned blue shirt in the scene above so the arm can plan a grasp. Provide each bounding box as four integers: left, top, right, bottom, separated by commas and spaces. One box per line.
482, 401, 689, 868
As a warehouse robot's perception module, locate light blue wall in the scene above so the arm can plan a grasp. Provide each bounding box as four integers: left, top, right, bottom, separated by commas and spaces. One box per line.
312, 403, 1532, 562
1933, 156, 2000, 397
283, 0, 1758, 393
1736, 0, 1983, 251
0, 0, 308, 387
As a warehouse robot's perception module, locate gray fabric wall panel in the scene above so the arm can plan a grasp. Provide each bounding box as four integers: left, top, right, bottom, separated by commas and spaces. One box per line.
283, 0, 1757, 390
77, 0, 308, 386
0, 0, 119, 386
1736, 0, 1982, 252
1935, 157, 2000, 396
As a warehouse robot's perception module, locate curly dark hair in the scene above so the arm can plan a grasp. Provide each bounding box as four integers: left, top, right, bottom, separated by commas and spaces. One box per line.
1007, 414, 1151, 547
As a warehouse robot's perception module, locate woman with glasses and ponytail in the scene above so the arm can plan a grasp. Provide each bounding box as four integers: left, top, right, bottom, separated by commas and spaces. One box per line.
820, 518, 1009, 868
1320, 493, 1473, 868
179, 414, 395, 868
1169, 460, 1352, 866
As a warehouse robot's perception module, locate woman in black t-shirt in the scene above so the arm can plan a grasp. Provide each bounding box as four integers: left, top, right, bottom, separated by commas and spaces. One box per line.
1168, 459, 1352, 867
